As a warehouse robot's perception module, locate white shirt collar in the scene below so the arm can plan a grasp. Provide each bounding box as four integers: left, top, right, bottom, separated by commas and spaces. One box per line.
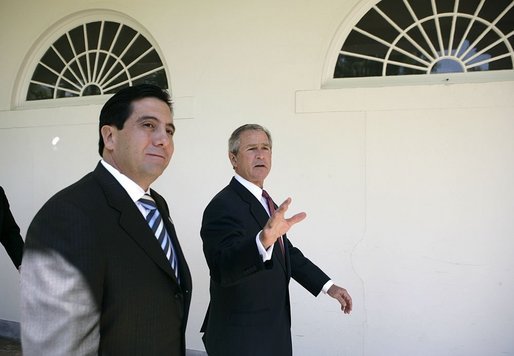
100, 160, 148, 203
233, 174, 271, 214
234, 174, 263, 200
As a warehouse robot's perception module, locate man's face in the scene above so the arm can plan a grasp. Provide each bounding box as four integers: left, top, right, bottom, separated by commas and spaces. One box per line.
102, 97, 175, 190
230, 130, 272, 188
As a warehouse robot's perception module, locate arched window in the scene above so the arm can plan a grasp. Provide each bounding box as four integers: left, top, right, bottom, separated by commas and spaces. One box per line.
331, 0, 514, 79
14, 10, 170, 108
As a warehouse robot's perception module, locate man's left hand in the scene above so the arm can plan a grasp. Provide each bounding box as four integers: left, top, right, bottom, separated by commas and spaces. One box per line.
327, 284, 352, 314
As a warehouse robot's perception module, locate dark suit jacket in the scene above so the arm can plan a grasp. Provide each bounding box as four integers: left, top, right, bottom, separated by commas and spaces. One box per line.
0, 186, 24, 269
21, 162, 192, 356
200, 178, 329, 356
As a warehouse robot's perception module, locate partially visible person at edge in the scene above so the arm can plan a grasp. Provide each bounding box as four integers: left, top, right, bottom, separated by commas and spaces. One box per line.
200, 123, 352, 356
21, 84, 192, 355
0, 186, 24, 270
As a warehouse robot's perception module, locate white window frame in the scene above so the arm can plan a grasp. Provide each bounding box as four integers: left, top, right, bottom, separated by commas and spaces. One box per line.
12, 9, 172, 110
321, 0, 514, 89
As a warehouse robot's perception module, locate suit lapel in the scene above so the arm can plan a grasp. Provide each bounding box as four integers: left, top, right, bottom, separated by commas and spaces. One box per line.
229, 178, 287, 273
93, 163, 176, 281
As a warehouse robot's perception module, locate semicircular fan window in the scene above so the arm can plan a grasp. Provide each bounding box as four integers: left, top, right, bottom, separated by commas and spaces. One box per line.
27, 21, 168, 100
334, 0, 514, 78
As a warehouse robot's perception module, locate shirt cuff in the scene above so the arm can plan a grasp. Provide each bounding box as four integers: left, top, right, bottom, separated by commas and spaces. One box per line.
321, 280, 334, 294
256, 231, 274, 262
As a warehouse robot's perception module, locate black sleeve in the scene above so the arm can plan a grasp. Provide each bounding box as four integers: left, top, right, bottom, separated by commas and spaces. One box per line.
0, 187, 24, 268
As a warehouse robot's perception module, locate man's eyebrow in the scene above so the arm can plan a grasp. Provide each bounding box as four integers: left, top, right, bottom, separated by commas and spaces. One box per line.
136, 116, 175, 132
244, 142, 270, 148
136, 115, 159, 122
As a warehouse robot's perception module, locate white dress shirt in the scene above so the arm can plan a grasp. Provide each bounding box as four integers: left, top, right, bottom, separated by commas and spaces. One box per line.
101, 160, 151, 217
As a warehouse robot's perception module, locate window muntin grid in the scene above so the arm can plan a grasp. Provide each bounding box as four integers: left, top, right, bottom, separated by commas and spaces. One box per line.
334, 0, 514, 78
27, 20, 168, 101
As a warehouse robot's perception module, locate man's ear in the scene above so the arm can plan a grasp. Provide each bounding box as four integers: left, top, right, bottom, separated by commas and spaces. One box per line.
101, 125, 116, 150
229, 152, 237, 168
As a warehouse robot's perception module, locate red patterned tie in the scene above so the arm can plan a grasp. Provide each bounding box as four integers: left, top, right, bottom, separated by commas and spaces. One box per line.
262, 190, 285, 256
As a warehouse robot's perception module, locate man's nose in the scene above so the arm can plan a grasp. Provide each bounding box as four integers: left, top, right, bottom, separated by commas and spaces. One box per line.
154, 128, 171, 146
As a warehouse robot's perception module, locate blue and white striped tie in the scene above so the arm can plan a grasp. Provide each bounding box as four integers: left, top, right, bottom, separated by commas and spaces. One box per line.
139, 194, 179, 280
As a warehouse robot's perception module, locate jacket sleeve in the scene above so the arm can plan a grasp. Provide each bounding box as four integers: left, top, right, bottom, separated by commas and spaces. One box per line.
201, 197, 265, 287
21, 198, 103, 356
288, 238, 331, 296
0, 187, 24, 268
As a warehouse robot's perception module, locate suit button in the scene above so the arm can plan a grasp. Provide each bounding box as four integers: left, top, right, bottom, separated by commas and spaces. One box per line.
174, 293, 181, 299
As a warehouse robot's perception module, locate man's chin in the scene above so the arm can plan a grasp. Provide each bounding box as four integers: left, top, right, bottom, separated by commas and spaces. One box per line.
144, 164, 169, 179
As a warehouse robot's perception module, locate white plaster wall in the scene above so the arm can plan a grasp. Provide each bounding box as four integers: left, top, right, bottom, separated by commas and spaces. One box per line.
1, 1, 513, 355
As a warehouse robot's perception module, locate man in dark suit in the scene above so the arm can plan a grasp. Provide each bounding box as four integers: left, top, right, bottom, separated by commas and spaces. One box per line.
21, 84, 192, 355
0, 186, 24, 270
200, 124, 352, 356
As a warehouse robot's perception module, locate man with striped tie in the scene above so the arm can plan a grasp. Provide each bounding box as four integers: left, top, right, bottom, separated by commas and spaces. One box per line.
21, 84, 192, 355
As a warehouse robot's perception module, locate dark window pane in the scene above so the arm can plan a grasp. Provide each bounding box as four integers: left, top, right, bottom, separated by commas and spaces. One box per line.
496, 5, 514, 34
129, 52, 162, 78
40, 48, 64, 72
83, 84, 102, 96
122, 35, 152, 64
458, 0, 485, 16
334, 54, 383, 78
435, 0, 455, 14
68, 25, 86, 54
356, 7, 398, 44
450, 17, 472, 55
395, 35, 431, 64
112, 25, 137, 57
404, 0, 433, 20
56, 89, 78, 98
53, 35, 74, 63
86, 21, 101, 49
480, 0, 513, 22
385, 63, 425, 76
27, 83, 53, 100
101, 22, 121, 51
104, 83, 129, 95
342, 30, 390, 58
103, 62, 128, 87
402, 26, 434, 60
67, 59, 85, 85
389, 49, 428, 73
31, 63, 58, 83
57, 70, 79, 90
108, 69, 130, 88
132, 68, 168, 89
375, 0, 413, 29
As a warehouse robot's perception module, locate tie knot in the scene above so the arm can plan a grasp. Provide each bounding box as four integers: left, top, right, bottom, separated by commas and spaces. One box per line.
262, 189, 271, 200
139, 194, 157, 210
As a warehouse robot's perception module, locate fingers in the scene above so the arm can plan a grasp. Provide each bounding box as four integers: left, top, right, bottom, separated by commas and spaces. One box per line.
262, 198, 305, 246
328, 285, 353, 314
287, 212, 307, 226
346, 293, 353, 313
341, 293, 352, 314
273, 198, 306, 225
276, 197, 292, 214
339, 289, 352, 314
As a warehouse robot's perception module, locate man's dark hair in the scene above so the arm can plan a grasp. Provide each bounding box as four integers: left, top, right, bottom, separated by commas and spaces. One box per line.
98, 84, 173, 156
